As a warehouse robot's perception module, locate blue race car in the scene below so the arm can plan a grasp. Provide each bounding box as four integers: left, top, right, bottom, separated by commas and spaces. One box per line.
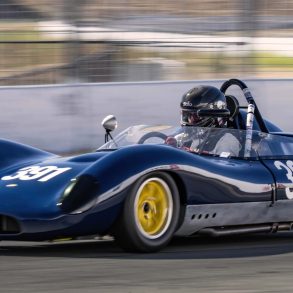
1, 79, 293, 252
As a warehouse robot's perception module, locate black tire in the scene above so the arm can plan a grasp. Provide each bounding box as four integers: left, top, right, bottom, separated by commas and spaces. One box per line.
113, 172, 180, 252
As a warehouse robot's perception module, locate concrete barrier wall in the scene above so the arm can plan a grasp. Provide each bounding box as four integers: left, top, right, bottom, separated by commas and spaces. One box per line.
0, 79, 292, 153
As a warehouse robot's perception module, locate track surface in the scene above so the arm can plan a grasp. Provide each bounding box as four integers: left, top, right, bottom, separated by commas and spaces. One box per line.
2, 234, 293, 292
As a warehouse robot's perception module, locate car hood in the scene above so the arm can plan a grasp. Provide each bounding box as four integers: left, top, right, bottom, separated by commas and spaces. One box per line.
0, 151, 111, 219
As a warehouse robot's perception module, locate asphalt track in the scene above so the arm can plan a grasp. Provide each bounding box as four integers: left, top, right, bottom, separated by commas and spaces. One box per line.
2, 234, 293, 292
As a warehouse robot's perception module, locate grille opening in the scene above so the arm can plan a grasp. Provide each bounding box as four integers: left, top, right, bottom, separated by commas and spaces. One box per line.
0, 215, 20, 234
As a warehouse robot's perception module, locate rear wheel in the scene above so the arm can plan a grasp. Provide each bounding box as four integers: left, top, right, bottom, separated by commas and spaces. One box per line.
113, 172, 180, 252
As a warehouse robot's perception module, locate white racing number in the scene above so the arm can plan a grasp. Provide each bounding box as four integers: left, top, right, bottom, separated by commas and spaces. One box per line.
274, 160, 293, 199
1, 165, 71, 182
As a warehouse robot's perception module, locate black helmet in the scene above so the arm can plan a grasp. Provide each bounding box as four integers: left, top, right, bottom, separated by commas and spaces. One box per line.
180, 85, 227, 127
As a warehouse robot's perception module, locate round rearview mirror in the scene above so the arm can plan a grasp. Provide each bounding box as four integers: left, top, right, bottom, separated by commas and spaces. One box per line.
101, 115, 118, 132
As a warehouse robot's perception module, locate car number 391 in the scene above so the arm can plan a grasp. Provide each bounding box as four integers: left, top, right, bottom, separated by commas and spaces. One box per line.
274, 160, 293, 199
1, 166, 71, 182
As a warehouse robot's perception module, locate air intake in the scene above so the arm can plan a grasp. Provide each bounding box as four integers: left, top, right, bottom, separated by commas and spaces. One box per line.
0, 215, 20, 234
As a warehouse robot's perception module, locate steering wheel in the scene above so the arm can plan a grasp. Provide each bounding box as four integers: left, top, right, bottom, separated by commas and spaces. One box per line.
138, 131, 168, 144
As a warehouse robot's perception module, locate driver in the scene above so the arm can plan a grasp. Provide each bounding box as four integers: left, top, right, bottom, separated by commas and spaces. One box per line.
170, 85, 241, 157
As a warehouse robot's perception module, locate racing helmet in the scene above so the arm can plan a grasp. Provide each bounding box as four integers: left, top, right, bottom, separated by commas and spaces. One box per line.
180, 85, 227, 127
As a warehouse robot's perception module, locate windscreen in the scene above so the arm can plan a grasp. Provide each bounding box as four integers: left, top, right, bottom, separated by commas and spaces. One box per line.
99, 125, 293, 160
255, 133, 293, 159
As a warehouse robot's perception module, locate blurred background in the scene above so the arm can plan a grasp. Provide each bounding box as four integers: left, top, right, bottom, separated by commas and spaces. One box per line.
0, 1, 293, 153
1, 0, 293, 86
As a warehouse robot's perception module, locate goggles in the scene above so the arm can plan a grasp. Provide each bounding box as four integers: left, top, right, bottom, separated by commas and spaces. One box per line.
181, 110, 202, 125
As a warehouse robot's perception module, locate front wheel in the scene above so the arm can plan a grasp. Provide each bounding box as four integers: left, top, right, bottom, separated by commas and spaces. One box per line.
113, 172, 180, 252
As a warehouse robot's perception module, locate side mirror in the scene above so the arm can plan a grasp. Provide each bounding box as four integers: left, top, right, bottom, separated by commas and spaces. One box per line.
101, 115, 117, 132
197, 109, 230, 118
101, 115, 118, 143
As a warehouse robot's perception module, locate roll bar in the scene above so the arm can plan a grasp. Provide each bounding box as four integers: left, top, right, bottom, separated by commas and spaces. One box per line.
220, 79, 269, 133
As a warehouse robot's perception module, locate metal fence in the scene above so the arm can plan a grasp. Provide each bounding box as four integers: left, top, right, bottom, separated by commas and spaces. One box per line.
1, 0, 293, 85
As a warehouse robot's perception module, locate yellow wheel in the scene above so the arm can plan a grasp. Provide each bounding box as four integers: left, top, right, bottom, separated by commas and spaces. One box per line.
113, 172, 180, 252
134, 178, 173, 239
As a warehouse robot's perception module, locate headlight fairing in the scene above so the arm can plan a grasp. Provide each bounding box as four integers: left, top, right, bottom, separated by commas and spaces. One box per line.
58, 175, 99, 214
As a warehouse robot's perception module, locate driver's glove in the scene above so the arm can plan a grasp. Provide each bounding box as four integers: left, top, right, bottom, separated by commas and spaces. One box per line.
165, 136, 178, 147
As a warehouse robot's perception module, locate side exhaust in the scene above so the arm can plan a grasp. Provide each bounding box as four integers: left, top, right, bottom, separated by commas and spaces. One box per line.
198, 222, 293, 237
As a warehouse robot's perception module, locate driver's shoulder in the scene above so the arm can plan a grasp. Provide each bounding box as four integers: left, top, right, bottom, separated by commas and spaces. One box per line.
219, 131, 240, 144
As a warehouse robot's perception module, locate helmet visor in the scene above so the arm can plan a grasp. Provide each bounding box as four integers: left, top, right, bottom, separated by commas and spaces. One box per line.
181, 110, 202, 125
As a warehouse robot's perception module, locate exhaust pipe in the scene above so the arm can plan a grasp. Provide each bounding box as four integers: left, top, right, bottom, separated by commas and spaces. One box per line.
271, 222, 293, 232
198, 222, 293, 237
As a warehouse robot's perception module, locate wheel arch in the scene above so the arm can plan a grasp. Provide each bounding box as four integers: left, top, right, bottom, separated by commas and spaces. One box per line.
166, 171, 187, 205
165, 171, 187, 230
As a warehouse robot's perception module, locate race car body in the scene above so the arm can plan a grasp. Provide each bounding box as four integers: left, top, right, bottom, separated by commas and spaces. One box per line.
1, 79, 293, 252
